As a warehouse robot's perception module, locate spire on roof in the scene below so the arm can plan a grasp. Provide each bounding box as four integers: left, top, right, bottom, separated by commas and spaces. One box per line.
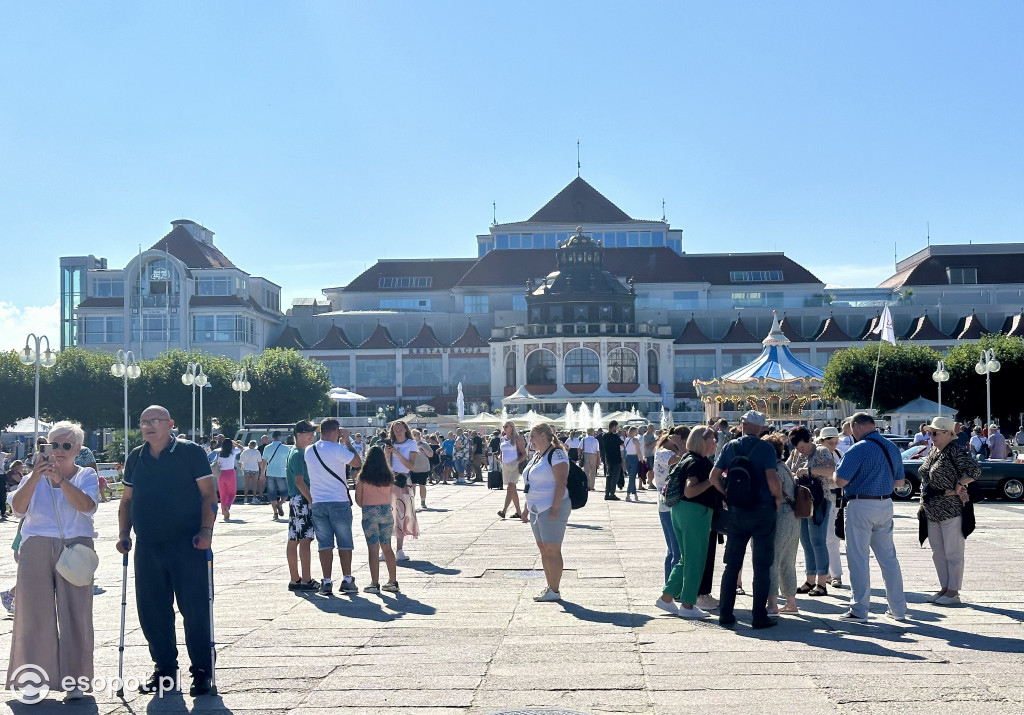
451, 321, 489, 348
762, 311, 789, 346
674, 315, 711, 345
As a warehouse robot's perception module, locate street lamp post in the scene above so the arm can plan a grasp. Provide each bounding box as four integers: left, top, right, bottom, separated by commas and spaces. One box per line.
181, 362, 208, 441
110, 350, 141, 465
231, 369, 251, 430
19, 333, 57, 446
975, 349, 1001, 436
932, 359, 950, 413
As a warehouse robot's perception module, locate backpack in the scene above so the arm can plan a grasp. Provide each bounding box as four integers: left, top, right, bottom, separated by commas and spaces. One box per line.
724, 439, 762, 509
547, 449, 589, 509
791, 480, 813, 518
661, 454, 694, 509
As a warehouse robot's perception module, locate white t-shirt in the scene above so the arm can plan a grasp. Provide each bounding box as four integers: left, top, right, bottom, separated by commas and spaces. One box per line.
239, 447, 261, 472
500, 436, 520, 464
837, 435, 855, 455
565, 437, 581, 450
305, 440, 356, 503
625, 437, 640, 456
970, 435, 988, 454
11, 466, 100, 540
389, 438, 418, 475
217, 448, 240, 471
913, 432, 931, 446
523, 447, 570, 513
653, 447, 676, 513
582, 436, 600, 454
352, 440, 365, 457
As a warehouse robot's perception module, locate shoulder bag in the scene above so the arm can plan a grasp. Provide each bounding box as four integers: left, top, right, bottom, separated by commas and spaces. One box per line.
49, 473, 99, 587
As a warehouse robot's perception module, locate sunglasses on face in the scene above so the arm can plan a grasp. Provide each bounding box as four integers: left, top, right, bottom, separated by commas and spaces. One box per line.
139, 418, 170, 428
49, 441, 75, 451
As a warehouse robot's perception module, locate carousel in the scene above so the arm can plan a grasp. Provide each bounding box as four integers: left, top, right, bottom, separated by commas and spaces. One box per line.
693, 313, 825, 424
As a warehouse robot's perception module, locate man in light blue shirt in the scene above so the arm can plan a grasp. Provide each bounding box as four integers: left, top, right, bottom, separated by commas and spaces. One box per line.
261, 431, 290, 521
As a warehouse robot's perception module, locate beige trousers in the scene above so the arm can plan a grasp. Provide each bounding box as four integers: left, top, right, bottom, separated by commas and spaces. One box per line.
583, 453, 600, 490
928, 516, 965, 591
6, 535, 95, 692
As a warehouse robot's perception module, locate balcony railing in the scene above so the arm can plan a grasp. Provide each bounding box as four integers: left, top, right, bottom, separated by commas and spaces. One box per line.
130, 294, 181, 309
493, 322, 671, 339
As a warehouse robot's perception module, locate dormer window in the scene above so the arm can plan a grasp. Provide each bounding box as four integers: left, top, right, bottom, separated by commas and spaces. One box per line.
946, 267, 977, 284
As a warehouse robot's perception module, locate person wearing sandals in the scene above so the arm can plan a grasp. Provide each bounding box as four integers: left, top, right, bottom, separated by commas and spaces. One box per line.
788, 426, 836, 598
521, 423, 571, 602
918, 416, 980, 606
385, 421, 419, 562
765, 434, 800, 616
656, 426, 721, 619
7, 421, 98, 702
497, 421, 526, 520
819, 426, 846, 588
355, 446, 400, 594
285, 420, 320, 592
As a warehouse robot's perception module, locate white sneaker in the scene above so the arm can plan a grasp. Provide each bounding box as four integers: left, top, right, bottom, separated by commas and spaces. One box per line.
696, 594, 720, 610
884, 610, 907, 622
655, 598, 679, 615
396, 549, 409, 561
840, 610, 868, 623
676, 605, 709, 619
533, 587, 561, 602
935, 594, 961, 606
926, 591, 946, 603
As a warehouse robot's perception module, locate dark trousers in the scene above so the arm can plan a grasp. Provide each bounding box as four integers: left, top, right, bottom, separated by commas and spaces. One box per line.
718, 505, 777, 623
605, 462, 623, 496
699, 530, 718, 596
135, 539, 212, 674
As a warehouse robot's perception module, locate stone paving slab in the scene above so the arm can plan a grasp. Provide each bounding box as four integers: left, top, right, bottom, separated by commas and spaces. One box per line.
0, 482, 1022, 714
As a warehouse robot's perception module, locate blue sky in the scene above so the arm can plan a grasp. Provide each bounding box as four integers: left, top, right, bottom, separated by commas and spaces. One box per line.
1, 2, 1021, 348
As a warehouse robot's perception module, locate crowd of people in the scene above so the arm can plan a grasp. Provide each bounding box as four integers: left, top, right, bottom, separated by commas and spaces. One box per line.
0, 403, 1009, 703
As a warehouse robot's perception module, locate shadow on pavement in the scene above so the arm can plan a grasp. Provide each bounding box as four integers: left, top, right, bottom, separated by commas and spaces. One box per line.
400, 560, 460, 576
380, 592, 437, 616
566, 523, 603, 531
560, 601, 654, 628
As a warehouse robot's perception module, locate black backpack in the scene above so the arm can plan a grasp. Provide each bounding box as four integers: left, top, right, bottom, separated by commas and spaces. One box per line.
547, 449, 589, 509
724, 439, 762, 509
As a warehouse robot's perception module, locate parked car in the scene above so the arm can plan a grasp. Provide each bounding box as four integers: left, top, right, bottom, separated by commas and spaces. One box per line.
897, 447, 1024, 501
884, 435, 914, 451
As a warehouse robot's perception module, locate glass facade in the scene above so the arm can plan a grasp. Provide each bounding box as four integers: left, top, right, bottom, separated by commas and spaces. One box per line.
464, 295, 489, 313
493, 230, 671, 251
564, 348, 600, 384
402, 357, 443, 387
505, 353, 516, 387
450, 356, 490, 388
91, 277, 124, 297
673, 354, 716, 392
131, 315, 180, 342
192, 315, 257, 344
607, 348, 638, 384
647, 349, 659, 384
61, 266, 84, 348
357, 358, 396, 388
526, 349, 556, 385
318, 359, 351, 388
380, 298, 431, 311
81, 316, 124, 344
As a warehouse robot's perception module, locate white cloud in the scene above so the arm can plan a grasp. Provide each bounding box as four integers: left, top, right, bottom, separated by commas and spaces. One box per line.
0, 300, 61, 352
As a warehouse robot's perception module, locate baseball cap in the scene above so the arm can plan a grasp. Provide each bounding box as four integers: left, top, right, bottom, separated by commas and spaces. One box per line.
294, 419, 317, 434
740, 410, 767, 427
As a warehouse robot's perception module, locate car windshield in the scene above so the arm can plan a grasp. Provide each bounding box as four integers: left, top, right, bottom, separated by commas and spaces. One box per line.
902, 446, 929, 460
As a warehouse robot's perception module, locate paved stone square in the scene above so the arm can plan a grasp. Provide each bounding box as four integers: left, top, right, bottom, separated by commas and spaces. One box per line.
1, 484, 1022, 714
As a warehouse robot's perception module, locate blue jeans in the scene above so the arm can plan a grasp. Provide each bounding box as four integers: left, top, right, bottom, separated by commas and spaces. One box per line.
625, 455, 639, 495
799, 500, 831, 576
659, 509, 681, 582
311, 501, 354, 551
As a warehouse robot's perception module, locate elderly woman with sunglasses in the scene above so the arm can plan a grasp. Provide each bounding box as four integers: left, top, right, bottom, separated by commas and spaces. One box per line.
6, 421, 99, 702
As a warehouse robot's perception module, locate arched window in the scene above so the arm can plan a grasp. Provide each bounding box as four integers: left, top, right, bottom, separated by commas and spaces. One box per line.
564, 348, 600, 384
647, 349, 659, 385
607, 347, 638, 384
526, 349, 557, 385
504, 352, 517, 388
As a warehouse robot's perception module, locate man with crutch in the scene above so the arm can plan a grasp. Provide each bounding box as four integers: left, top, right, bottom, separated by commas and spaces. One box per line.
116, 405, 219, 697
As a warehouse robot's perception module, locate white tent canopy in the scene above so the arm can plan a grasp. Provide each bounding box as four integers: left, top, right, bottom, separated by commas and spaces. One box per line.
886, 396, 955, 436
2, 417, 53, 436
501, 385, 536, 404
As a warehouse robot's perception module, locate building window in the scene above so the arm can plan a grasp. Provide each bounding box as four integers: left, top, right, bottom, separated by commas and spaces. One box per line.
402, 358, 442, 388
80, 316, 123, 344
450, 357, 489, 388
92, 277, 124, 298
673, 291, 700, 310
526, 349, 556, 385
61, 266, 84, 347
379, 298, 431, 311
648, 349, 659, 385
316, 359, 351, 388
607, 347, 638, 384
192, 314, 256, 344
512, 295, 527, 311
356, 358, 396, 388
504, 352, 517, 388
731, 292, 783, 309
722, 352, 761, 371
573, 304, 589, 321
131, 315, 180, 342
378, 276, 432, 289
464, 295, 489, 313
196, 276, 233, 296
730, 270, 784, 283
673, 354, 716, 392
946, 267, 978, 285
564, 348, 599, 384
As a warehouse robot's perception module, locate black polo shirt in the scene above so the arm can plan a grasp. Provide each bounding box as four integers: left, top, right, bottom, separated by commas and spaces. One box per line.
125, 438, 212, 544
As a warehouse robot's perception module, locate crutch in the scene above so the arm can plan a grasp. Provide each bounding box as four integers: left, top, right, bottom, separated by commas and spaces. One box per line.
207, 503, 218, 695
115, 551, 129, 698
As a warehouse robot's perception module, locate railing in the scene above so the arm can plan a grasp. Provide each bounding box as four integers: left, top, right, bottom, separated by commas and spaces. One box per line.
130, 294, 181, 309
494, 322, 670, 339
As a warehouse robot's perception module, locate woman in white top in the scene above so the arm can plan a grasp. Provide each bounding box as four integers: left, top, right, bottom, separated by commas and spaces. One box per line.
238, 441, 262, 504
497, 421, 526, 520
385, 421, 419, 561
624, 426, 642, 501
520, 423, 570, 602
564, 430, 582, 464
215, 439, 242, 520
7, 421, 99, 702
409, 428, 435, 510
653, 429, 687, 582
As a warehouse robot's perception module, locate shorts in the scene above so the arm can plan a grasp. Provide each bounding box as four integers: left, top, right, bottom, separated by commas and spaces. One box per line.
288, 494, 315, 541
410, 471, 429, 486
243, 470, 259, 480
501, 461, 520, 486
266, 476, 288, 502
360, 504, 394, 546
528, 499, 571, 544
311, 501, 354, 551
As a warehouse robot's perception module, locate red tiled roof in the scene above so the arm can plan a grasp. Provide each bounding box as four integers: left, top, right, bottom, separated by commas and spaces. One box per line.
525, 177, 633, 224
674, 317, 712, 345
406, 323, 444, 348
269, 325, 308, 350
954, 313, 987, 340
720, 316, 758, 343
813, 316, 851, 342
311, 323, 352, 350
905, 313, 948, 341
77, 297, 123, 308
778, 316, 804, 342
450, 322, 489, 348
359, 323, 398, 349
150, 224, 235, 269
339, 259, 477, 293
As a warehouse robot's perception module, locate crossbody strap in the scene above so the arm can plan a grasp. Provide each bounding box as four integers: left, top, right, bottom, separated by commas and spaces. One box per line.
46, 469, 74, 545
311, 444, 351, 501
865, 436, 896, 480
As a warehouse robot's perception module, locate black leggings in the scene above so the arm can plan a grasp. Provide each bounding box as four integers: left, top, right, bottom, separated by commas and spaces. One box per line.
699, 531, 718, 596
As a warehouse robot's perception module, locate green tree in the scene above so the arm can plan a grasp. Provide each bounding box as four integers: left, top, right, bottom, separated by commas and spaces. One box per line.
0, 350, 35, 429
942, 334, 1024, 428
41, 347, 124, 433
823, 342, 943, 412
102, 428, 143, 464
243, 349, 331, 424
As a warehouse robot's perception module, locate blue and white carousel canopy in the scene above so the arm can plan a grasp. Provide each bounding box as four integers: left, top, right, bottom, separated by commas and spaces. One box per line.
719, 314, 824, 382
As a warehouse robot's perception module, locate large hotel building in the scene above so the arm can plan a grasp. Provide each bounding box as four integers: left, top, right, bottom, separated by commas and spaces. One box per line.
62, 177, 1024, 417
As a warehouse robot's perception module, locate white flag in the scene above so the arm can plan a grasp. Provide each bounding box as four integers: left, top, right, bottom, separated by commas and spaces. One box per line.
872, 305, 897, 345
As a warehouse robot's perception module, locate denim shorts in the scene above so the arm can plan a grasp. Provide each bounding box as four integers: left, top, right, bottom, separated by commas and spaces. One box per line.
266, 476, 288, 502
360, 504, 394, 546
311, 501, 354, 551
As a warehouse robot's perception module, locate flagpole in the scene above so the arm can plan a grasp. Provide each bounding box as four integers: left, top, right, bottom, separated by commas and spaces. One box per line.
869, 336, 883, 412
868, 305, 894, 412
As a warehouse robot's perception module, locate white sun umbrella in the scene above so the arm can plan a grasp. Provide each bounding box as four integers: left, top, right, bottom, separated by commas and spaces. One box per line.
327, 387, 369, 417
460, 412, 502, 427
456, 382, 465, 423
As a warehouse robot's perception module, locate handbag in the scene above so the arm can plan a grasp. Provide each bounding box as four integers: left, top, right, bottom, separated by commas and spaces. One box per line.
48, 477, 99, 587
790, 482, 814, 519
